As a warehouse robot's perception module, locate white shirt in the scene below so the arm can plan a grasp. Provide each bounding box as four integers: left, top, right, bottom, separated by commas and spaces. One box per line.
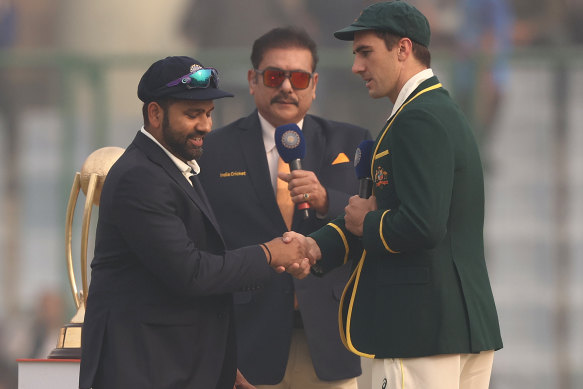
258, 113, 304, 193
389, 68, 435, 120
140, 127, 200, 186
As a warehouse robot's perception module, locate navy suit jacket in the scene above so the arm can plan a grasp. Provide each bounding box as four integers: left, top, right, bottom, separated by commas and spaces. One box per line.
199, 111, 370, 383
79, 131, 272, 389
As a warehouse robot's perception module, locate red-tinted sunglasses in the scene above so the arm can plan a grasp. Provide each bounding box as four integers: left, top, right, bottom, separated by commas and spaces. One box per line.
255, 67, 313, 90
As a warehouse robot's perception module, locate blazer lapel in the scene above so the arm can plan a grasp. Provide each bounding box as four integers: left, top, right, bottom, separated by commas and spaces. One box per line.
132, 131, 224, 237
379, 76, 442, 140
300, 115, 323, 173
404, 76, 440, 105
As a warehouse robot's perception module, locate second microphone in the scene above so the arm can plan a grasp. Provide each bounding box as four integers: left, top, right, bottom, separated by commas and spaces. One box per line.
275, 123, 310, 219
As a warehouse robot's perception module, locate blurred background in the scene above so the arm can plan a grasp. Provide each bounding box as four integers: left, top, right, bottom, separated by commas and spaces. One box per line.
0, 0, 582, 388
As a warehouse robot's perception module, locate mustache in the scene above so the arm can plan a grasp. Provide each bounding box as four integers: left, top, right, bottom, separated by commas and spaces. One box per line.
271, 95, 299, 106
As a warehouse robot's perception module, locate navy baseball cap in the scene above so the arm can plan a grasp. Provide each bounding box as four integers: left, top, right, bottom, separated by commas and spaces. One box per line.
334, 1, 431, 47
137, 56, 234, 103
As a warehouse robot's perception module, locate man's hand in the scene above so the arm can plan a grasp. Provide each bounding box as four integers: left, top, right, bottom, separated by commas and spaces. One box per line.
283, 231, 322, 264
344, 195, 377, 236
233, 369, 255, 389
261, 236, 310, 279
278, 169, 328, 215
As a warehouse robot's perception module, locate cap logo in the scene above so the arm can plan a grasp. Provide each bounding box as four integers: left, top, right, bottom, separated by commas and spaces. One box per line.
190, 64, 203, 73
281, 130, 301, 149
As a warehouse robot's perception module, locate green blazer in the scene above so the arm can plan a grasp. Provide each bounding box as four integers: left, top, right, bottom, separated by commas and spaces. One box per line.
310, 76, 503, 359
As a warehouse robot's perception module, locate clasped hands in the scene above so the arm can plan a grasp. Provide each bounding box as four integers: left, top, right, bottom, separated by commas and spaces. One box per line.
261, 234, 319, 279
263, 195, 377, 279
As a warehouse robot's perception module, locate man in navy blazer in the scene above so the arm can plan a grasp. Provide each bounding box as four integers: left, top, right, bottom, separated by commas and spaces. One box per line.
199, 28, 370, 388
78, 56, 310, 389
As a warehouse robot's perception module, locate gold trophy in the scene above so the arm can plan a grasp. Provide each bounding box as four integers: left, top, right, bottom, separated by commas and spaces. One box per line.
49, 147, 124, 359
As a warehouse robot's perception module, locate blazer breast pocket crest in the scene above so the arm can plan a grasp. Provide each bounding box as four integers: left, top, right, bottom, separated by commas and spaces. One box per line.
375, 166, 389, 188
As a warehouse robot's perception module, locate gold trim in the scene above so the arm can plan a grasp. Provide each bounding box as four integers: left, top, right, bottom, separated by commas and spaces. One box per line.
327, 223, 350, 264
370, 83, 442, 178
340, 250, 375, 358
338, 264, 357, 348
374, 150, 390, 159
379, 210, 399, 253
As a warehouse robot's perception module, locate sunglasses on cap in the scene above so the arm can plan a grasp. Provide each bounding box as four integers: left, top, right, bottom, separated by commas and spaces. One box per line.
165, 67, 220, 89
255, 67, 313, 90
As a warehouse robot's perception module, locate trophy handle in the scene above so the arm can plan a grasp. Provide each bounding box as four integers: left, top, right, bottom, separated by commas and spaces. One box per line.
65, 173, 82, 309
81, 173, 99, 305
52, 147, 125, 359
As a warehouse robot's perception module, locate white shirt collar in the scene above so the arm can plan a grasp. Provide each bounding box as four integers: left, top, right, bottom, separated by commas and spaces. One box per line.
389, 68, 435, 119
258, 112, 304, 154
140, 127, 200, 176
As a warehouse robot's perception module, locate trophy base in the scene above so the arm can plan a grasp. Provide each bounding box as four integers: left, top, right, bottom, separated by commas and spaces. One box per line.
48, 322, 82, 359
48, 347, 81, 359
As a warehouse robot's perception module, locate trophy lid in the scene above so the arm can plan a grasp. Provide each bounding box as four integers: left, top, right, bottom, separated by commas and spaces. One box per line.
80, 147, 125, 205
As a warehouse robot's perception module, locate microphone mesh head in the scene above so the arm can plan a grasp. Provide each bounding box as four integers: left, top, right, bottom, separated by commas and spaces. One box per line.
354, 139, 375, 179
275, 123, 306, 162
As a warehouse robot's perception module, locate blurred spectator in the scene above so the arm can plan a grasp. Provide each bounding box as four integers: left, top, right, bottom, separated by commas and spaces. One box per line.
0, 321, 17, 389
0, 0, 16, 47
566, 0, 583, 44
0, 290, 66, 389
0, 0, 17, 150
0, 361, 16, 389
408, 0, 461, 48
3, 290, 66, 360
26, 290, 66, 359
0, 0, 19, 328
452, 0, 513, 153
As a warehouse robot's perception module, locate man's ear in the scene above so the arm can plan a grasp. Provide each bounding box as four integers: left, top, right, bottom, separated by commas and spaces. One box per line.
147, 102, 163, 128
397, 37, 413, 59
248, 69, 258, 95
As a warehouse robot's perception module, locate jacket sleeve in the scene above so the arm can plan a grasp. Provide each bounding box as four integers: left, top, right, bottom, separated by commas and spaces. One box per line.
308, 216, 363, 274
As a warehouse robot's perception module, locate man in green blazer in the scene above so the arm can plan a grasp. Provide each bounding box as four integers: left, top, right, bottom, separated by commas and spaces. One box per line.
287, 2, 503, 388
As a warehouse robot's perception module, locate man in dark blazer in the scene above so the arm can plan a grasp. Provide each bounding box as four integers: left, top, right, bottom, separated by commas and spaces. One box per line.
289, 2, 503, 389
79, 56, 309, 389
199, 28, 370, 388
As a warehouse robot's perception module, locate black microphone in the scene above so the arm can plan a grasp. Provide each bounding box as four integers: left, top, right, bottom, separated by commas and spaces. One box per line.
354, 140, 375, 199
275, 123, 309, 219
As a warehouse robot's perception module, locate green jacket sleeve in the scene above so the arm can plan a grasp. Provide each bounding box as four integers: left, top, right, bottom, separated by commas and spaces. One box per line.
309, 216, 363, 274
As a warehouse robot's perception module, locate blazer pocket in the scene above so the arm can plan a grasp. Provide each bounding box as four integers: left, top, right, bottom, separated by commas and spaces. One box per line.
379, 267, 430, 285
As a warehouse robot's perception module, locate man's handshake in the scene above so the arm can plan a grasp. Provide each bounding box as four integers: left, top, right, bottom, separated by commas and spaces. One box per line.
260, 232, 322, 279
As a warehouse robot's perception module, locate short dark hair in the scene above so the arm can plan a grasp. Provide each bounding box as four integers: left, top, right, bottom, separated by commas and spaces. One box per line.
375, 31, 431, 68
142, 98, 176, 127
251, 26, 319, 72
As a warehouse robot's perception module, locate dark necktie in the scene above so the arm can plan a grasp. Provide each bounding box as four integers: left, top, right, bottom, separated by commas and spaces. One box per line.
189, 172, 208, 207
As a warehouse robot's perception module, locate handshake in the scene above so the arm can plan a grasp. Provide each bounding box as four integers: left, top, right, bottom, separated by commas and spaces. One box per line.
260, 232, 322, 279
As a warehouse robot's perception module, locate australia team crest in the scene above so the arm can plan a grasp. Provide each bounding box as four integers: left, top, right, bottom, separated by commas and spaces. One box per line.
375, 166, 389, 188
